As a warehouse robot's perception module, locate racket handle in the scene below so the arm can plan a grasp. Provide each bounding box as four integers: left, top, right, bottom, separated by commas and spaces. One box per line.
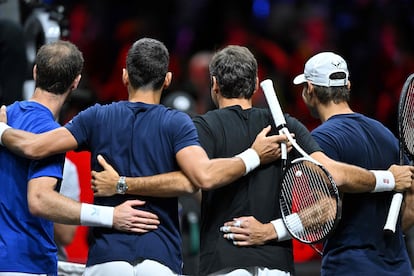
279, 130, 287, 161
280, 130, 287, 171
260, 79, 287, 127
383, 192, 403, 233
281, 142, 287, 160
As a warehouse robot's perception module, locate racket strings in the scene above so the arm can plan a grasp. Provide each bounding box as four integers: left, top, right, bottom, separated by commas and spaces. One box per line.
281, 160, 337, 243
401, 82, 414, 154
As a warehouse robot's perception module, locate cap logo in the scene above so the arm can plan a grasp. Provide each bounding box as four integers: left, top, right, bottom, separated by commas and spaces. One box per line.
331, 60, 343, 68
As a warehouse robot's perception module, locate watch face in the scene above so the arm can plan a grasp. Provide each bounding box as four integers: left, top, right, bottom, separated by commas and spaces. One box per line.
116, 178, 127, 194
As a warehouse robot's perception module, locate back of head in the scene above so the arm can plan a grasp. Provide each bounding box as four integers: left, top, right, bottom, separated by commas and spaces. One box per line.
209, 45, 257, 99
126, 38, 169, 90
35, 40, 84, 95
293, 52, 350, 104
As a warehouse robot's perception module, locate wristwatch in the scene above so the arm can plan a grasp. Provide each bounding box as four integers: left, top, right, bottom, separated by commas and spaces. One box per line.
116, 176, 128, 194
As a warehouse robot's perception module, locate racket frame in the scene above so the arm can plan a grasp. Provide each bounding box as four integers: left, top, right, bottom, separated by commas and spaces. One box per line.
384, 73, 414, 233
260, 79, 341, 244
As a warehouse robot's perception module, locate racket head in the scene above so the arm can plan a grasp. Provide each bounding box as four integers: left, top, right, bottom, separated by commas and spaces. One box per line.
399, 73, 414, 158
280, 157, 341, 244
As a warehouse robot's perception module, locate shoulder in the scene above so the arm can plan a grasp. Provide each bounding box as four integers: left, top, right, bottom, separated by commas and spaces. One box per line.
10, 101, 59, 133
285, 113, 311, 134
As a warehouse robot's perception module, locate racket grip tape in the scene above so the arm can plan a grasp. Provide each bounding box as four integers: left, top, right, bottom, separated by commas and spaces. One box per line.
384, 192, 403, 233
260, 79, 287, 127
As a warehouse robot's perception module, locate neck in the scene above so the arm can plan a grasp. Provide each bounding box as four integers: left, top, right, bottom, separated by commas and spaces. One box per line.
218, 97, 252, 109
318, 101, 353, 122
128, 88, 162, 104
29, 88, 69, 119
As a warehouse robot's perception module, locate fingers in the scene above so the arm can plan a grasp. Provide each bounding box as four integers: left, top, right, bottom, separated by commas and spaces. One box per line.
220, 219, 248, 245
97, 154, 109, 169
221, 226, 249, 247
0, 105, 7, 124
125, 220, 160, 233
126, 199, 148, 208
273, 134, 289, 143
129, 224, 158, 233
118, 208, 160, 233
133, 210, 160, 221
258, 125, 271, 136
126, 201, 160, 221
222, 218, 244, 229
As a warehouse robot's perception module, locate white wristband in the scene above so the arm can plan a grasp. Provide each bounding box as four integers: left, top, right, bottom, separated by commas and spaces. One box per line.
285, 213, 305, 234
0, 122, 11, 146
271, 218, 292, 241
80, 203, 114, 228
235, 148, 260, 176
370, 170, 395, 193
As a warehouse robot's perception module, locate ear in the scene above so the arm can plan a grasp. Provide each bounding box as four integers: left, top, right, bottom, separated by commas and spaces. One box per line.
122, 68, 129, 86
33, 65, 37, 81
163, 72, 172, 89
347, 80, 351, 90
305, 81, 314, 96
71, 74, 81, 90
211, 76, 219, 94
253, 77, 259, 94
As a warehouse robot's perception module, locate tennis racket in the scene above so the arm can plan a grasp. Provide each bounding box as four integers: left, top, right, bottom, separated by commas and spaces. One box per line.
383, 73, 414, 233
260, 79, 341, 244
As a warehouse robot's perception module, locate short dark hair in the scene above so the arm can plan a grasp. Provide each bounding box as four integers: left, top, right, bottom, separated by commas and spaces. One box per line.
126, 38, 169, 90
313, 72, 350, 104
209, 45, 257, 99
35, 40, 84, 94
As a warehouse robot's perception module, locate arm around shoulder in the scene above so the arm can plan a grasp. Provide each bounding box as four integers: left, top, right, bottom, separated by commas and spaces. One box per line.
311, 151, 413, 193
1, 126, 77, 159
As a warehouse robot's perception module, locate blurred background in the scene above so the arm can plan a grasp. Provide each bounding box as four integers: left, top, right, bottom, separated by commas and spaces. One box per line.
1, 0, 414, 275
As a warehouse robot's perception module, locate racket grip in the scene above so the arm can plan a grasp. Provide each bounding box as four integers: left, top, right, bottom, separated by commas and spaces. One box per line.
260, 79, 287, 127
281, 142, 287, 160
384, 192, 403, 233
279, 130, 287, 161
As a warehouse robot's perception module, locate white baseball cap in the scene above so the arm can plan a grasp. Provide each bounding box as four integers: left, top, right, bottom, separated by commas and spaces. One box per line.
293, 52, 349, 87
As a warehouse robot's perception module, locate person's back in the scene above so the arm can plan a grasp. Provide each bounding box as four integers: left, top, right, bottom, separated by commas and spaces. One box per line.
67, 101, 198, 273
64, 38, 200, 275
0, 40, 83, 275
313, 113, 411, 275
195, 107, 321, 275
293, 51, 412, 275
193, 45, 322, 275
0, 101, 63, 273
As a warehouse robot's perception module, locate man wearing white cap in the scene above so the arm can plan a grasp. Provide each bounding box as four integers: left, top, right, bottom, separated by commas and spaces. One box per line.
293, 52, 412, 275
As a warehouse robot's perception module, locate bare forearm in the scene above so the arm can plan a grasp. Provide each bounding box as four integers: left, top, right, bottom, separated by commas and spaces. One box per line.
313, 152, 413, 193
312, 152, 375, 193
3, 127, 77, 159
126, 171, 199, 197
93, 155, 199, 197
331, 162, 376, 193
2, 128, 40, 158
29, 190, 82, 224
182, 157, 247, 190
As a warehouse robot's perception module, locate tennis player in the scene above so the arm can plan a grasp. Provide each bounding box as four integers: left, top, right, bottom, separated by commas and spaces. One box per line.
0, 40, 160, 276
294, 51, 412, 275
88, 46, 413, 276
0, 38, 282, 276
